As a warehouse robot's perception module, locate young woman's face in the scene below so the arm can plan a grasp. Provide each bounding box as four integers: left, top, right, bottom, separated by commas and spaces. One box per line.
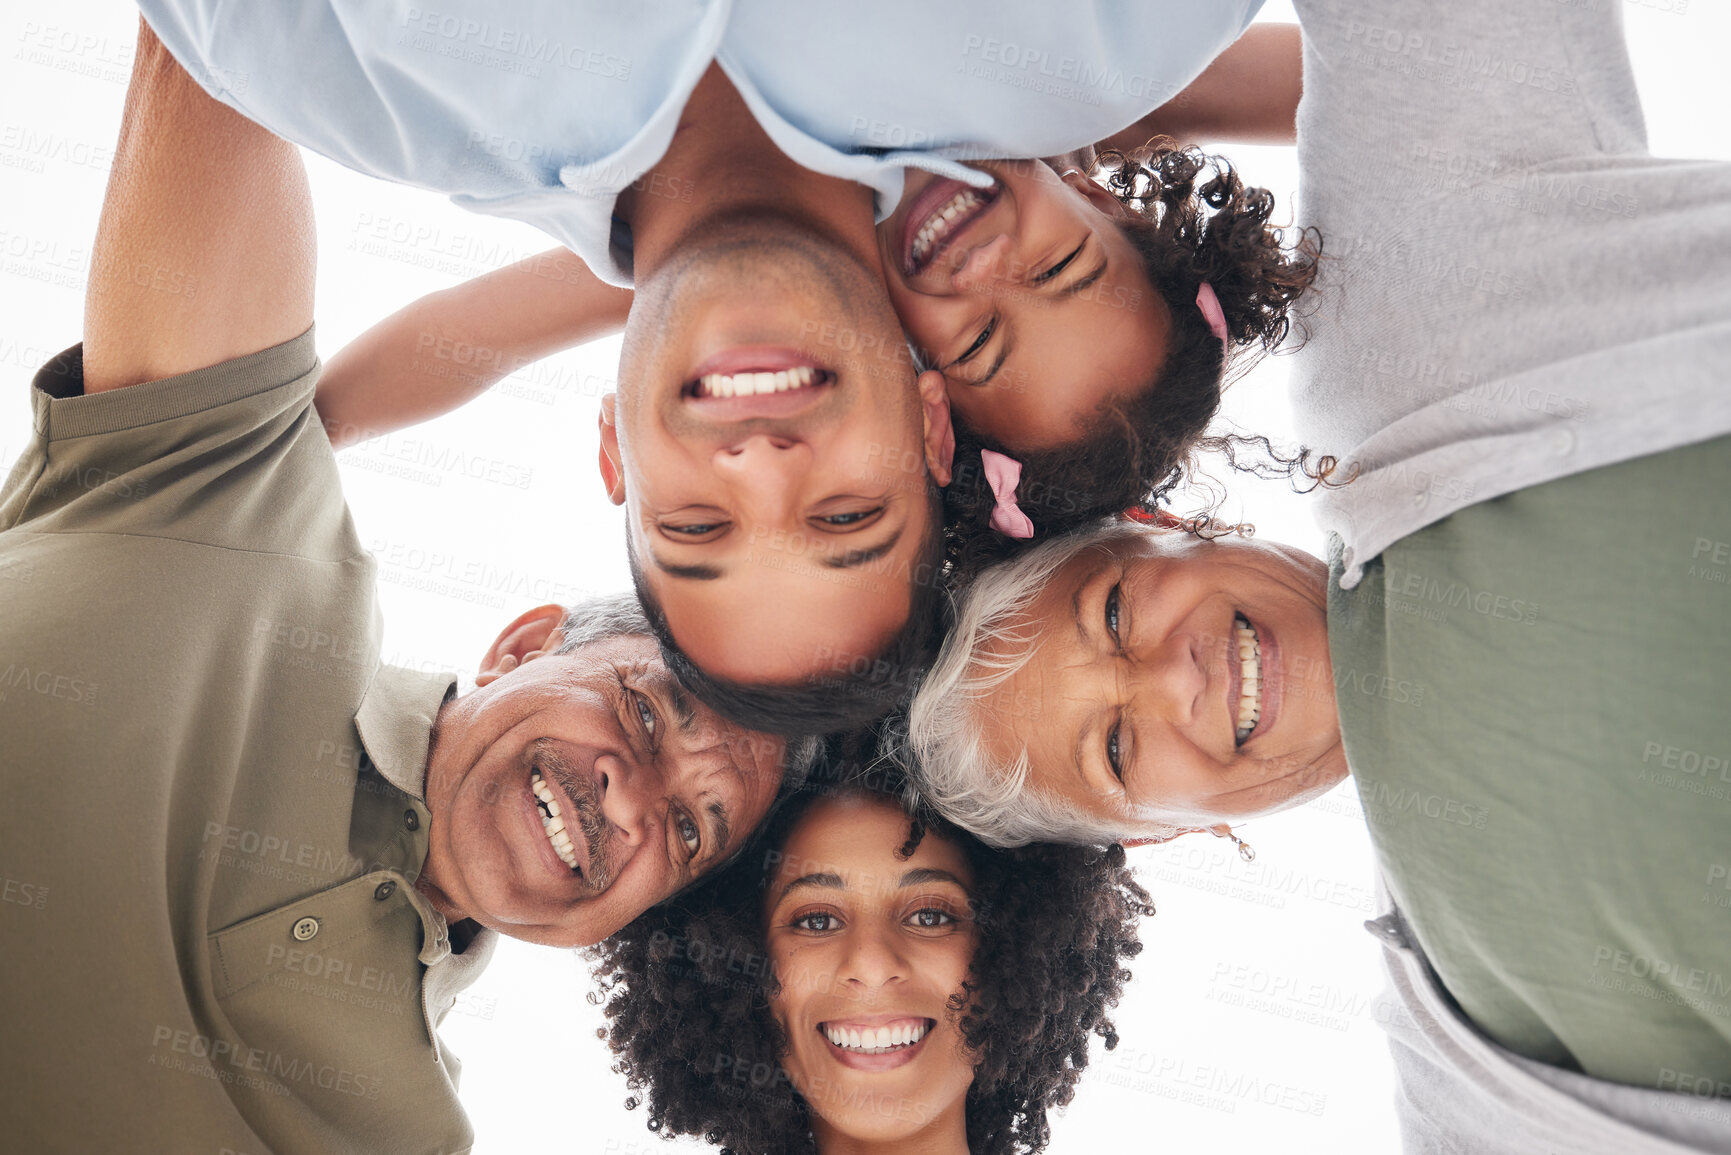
877, 160, 1168, 454
765, 793, 979, 1147
973, 527, 1348, 834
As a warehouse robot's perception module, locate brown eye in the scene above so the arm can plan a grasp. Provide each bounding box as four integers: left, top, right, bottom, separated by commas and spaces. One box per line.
1032, 241, 1085, 284
957, 317, 996, 363
815, 507, 882, 527
674, 810, 700, 855
664, 521, 725, 536
793, 911, 840, 932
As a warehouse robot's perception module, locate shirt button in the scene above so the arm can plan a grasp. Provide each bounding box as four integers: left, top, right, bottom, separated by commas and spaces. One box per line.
1551, 428, 1575, 455
1363, 915, 1408, 950
404, 809, 420, 831
292, 916, 320, 942
374, 881, 397, 901
1413, 489, 1429, 509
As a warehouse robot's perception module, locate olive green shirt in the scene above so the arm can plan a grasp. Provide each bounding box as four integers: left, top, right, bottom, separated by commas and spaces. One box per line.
0, 332, 494, 1153
1330, 434, 1731, 1093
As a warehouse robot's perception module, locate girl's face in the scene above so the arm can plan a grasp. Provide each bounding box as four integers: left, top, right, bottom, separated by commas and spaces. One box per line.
877, 159, 1169, 453
765, 793, 980, 1148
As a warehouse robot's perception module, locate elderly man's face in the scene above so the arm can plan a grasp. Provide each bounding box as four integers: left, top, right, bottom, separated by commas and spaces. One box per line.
421, 613, 787, 946
600, 213, 954, 685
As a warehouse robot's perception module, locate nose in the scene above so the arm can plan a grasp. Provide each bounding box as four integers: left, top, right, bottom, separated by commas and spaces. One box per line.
1124, 635, 1209, 727
952, 233, 1015, 293
593, 751, 659, 849
711, 434, 812, 526
839, 922, 908, 999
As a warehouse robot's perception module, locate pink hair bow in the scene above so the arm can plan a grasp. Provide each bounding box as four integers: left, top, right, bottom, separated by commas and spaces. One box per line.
979, 449, 1035, 540
1196, 282, 1229, 352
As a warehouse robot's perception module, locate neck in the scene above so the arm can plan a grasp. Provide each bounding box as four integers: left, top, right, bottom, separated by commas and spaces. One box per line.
415, 698, 468, 925
810, 1102, 971, 1155
622, 63, 881, 279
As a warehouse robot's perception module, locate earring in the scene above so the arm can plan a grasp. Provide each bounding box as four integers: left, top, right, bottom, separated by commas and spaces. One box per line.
1139, 825, 1255, 862
1221, 828, 1256, 862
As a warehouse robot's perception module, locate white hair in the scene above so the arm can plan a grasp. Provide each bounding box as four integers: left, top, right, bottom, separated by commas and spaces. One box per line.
556, 593, 819, 789
903, 521, 1155, 847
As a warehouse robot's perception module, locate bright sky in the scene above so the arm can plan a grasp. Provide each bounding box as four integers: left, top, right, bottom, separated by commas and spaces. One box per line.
2, 1, 1724, 1151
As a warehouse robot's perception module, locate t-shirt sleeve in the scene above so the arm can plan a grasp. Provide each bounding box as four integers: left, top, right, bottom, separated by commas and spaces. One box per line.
1296, 0, 1648, 185
0, 328, 358, 562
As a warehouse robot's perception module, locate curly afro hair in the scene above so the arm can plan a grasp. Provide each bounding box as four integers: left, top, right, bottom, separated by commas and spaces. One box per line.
942, 140, 1329, 583
584, 772, 1155, 1155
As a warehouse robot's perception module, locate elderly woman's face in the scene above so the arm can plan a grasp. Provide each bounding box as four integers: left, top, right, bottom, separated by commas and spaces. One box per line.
975, 528, 1347, 834
765, 793, 978, 1147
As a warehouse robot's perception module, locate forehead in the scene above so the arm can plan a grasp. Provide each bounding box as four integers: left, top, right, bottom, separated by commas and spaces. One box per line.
772, 794, 973, 894
648, 559, 917, 684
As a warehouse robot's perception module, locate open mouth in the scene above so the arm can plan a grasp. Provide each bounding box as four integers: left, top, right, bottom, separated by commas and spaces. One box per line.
820, 1018, 932, 1054
1233, 613, 1263, 746
530, 766, 583, 877
679, 346, 838, 419
902, 179, 1001, 277
686, 365, 833, 400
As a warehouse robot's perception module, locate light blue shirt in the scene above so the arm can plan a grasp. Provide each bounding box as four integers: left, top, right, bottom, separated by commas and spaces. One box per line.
138, 0, 1262, 285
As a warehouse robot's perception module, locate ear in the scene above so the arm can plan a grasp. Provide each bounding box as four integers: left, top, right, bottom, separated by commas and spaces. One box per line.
917, 369, 955, 487
597, 392, 627, 506
476, 603, 567, 686
1060, 167, 1129, 220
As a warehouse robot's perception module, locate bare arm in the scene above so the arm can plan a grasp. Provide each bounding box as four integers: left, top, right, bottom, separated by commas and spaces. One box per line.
83, 18, 315, 393
1062, 23, 1302, 169
316, 247, 631, 448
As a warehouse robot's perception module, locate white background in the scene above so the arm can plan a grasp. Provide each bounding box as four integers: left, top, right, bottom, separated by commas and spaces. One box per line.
3, 1, 1724, 1151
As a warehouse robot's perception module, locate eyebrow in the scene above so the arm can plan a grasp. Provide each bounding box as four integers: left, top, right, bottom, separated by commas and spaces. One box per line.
774, 865, 970, 905
1075, 709, 1096, 793
1073, 582, 1089, 649
707, 799, 731, 858
1061, 257, 1110, 299
973, 340, 1010, 389
1066, 580, 1092, 785
649, 553, 723, 581
663, 678, 697, 733
897, 867, 969, 890
823, 526, 904, 570
777, 871, 846, 903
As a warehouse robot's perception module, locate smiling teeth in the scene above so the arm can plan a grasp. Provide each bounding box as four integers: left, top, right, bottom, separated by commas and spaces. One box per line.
910, 189, 985, 264
530, 768, 580, 873
823, 1020, 929, 1054
696, 365, 817, 399
1235, 614, 1262, 745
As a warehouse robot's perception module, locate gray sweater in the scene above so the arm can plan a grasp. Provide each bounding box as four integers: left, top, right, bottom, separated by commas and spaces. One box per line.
1290, 0, 1731, 590
1371, 898, 1731, 1154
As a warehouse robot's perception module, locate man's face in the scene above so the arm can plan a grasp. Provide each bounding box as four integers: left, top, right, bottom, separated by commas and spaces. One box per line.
422, 632, 786, 947
602, 213, 953, 684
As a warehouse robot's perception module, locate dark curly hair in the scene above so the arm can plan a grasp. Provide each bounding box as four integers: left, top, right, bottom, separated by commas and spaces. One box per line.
585, 773, 1154, 1155
942, 140, 1331, 582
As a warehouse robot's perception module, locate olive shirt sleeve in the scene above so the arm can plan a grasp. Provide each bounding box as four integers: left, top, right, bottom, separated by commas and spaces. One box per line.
0, 331, 478, 1154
